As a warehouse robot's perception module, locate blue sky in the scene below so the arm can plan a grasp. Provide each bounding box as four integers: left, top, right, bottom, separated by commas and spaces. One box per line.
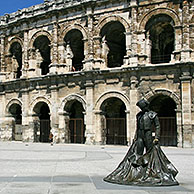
0, 0, 44, 16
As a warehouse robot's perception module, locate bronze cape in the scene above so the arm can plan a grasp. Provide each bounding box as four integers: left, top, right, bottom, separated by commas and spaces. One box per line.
103, 140, 179, 186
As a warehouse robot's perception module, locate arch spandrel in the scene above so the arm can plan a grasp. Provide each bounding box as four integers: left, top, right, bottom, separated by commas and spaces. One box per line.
95, 15, 130, 37
94, 91, 130, 112
138, 8, 181, 32
29, 30, 52, 49
59, 94, 86, 113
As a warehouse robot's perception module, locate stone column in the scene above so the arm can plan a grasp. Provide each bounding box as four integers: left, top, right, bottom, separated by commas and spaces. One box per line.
180, 73, 192, 147
85, 80, 95, 144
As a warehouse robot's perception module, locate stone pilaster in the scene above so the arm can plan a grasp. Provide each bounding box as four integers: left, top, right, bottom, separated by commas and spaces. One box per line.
85, 80, 95, 144
50, 84, 59, 143
129, 0, 138, 66
171, 26, 182, 62
181, 1, 192, 62
180, 73, 192, 147
50, 21, 59, 74
137, 31, 148, 65
125, 110, 131, 145
22, 30, 29, 78
122, 32, 132, 67
83, 8, 94, 71
58, 111, 70, 143
94, 110, 106, 145
0, 35, 5, 72
176, 107, 183, 147
128, 76, 138, 145
21, 89, 30, 141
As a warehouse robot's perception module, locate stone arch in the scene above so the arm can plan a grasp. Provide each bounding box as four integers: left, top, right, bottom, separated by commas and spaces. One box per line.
59, 24, 88, 44
138, 8, 181, 31
95, 91, 129, 145
59, 94, 86, 144
95, 91, 130, 112
59, 94, 86, 113
144, 88, 181, 108
5, 98, 23, 115
29, 30, 52, 49
98, 17, 127, 68
29, 96, 52, 115
6, 37, 24, 54
145, 89, 180, 147
95, 15, 130, 36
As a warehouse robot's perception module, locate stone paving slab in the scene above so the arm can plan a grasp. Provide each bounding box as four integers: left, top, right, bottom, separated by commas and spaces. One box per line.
0, 141, 193, 194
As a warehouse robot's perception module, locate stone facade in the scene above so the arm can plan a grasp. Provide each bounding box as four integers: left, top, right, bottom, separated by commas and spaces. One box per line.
0, 0, 194, 147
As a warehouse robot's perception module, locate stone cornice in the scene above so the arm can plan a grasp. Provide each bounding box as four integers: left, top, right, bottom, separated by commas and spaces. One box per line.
0, 61, 194, 94
0, 0, 126, 27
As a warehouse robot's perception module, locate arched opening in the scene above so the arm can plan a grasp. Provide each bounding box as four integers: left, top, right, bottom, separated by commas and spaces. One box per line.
33, 35, 51, 75
9, 103, 22, 141
67, 101, 85, 144
145, 14, 175, 64
101, 97, 127, 145
9, 42, 22, 78
149, 95, 177, 146
33, 102, 51, 143
64, 29, 84, 71
100, 21, 126, 68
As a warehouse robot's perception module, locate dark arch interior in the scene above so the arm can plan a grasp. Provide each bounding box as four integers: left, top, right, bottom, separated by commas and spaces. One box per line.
145, 14, 175, 64
67, 100, 85, 144
100, 21, 126, 68
69, 101, 84, 119
64, 29, 84, 71
10, 42, 22, 78
149, 95, 177, 146
101, 97, 126, 118
34, 102, 51, 143
9, 103, 22, 124
33, 35, 51, 75
149, 95, 176, 117
101, 97, 127, 145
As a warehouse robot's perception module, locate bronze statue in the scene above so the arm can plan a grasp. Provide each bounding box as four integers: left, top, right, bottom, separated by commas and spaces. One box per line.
104, 99, 179, 186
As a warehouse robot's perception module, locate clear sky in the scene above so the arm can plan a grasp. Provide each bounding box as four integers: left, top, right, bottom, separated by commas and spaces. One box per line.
0, 0, 44, 16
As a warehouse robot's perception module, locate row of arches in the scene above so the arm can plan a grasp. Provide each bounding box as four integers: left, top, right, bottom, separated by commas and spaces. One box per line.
8, 94, 178, 146
7, 12, 178, 78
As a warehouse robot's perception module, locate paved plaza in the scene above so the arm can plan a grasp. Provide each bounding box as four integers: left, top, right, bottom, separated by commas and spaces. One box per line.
0, 141, 193, 194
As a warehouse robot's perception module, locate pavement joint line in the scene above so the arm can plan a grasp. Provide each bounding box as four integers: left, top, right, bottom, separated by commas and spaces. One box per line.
0, 174, 17, 193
